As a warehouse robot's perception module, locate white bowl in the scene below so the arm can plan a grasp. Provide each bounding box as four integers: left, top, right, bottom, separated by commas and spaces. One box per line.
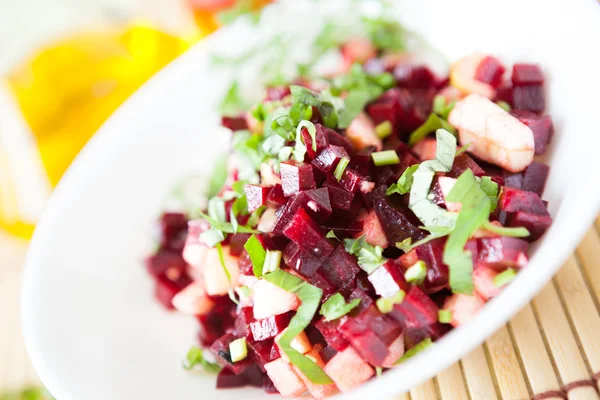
21, 1, 600, 399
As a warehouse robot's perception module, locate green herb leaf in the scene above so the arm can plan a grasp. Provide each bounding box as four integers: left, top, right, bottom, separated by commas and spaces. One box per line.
493, 268, 517, 287
455, 143, 470, 157
183, 346, 222, 374
320, 293, 361, 322
326, 230, 339, 240
244, 235, 266, 278
387, 164, 420, 195
482, 221, 530, 238
338, 89, 375, 129
396, 238, 412, 252
480, 176, 499, 212
199, 227, 225, 247
263, 270, 333, 384
395, 338, 433, 364
438, 310, 453, 324
409, 114, 457, 146
219, 81, 249, 116
272, 114, 296, 141
334, 157, 350, 181
208, 197, 227, 223
343, 236, 387, 274
372, 150, 400, 166
432, 95, 446, 115
216, 243, 232, 283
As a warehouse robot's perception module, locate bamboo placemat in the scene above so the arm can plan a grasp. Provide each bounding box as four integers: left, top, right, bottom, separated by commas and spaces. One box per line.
1, 217, 600, 399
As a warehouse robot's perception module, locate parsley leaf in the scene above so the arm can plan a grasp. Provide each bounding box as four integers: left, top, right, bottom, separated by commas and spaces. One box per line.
395, 338, 433, 364
320, 293, 361, 322
244, 235, 266, 278
409, 114, 457, 146
387, 164, 420, 195
183, 346, 222, 374
343, 236, 386, 274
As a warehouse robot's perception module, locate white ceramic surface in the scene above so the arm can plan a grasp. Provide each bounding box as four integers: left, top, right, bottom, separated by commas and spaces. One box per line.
22, 1, 600, 399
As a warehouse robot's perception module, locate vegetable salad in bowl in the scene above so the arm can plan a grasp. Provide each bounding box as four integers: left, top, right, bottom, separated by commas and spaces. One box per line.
144, 13, 553, 399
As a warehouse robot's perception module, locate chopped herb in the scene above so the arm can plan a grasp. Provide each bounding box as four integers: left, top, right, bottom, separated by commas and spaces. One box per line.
375, 120, 393, 139
263, 250, 282, 274
229, 338, 248, 363
326, 230, 339, 240
216, 243, 232, 282
404, 260, 427, 284
432, 95, 446, 115
372, 150, 400, 166
438, 310, 453, 324
297, 120, 318, 152
271, 114, 296, 141
244, 235, 266, 278
334, 157, 350, 181
482, 221, 530, 238
219, 81, 249, 117
237, 285, 252, 299
395, 338, 433, 364
408, 114, 456, 146
362, 15, 406, 51
320, 293, 361, 322
396, 238, 413, 252
376, 290, 405, 314
206, 155, 228, 198
338, 89, 375, 128
0, 387, 55, 400
375, 367, 383, 377
263, 270, 333, 384
230, 210, 239, 233
343, 236, 387, 274
480, 177, 499, 211
208, 197, 227, 223
198, 210, 258, 236
387, 164, 419, 195
496, 101, 511, 112
493, 268, 517, 287
183, 346, 222, 374
199, 227, 225, 247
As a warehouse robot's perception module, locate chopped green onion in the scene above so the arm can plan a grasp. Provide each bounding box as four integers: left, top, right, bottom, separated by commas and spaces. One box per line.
263, 250, 282, 274
244, 235, 266, 278
343, 236, 387, 274
183, 346, 222, 374
229, 338, 248, 363
320, 293, 361, 322
395, 338, 433, 364
404, 260, 427, 284
376, 290, 405, 314
375, 367, 383, 377
375, 120, 393, 139
432, 95, 446, 115
438, 310, 453, 324
494, 268, 517, 287
334, 157, 350, 181
409, 114, 456, 146
496, 101, 512, 112
216, 243, 232, 282
297, 120, 318, 152
371, 150, 400, 166
483, 221, 530, 238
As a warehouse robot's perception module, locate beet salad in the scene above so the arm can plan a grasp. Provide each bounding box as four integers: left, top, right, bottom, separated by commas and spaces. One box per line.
145, 27, 554, 399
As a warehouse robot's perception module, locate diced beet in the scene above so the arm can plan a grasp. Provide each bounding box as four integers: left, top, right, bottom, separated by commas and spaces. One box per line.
279, 161, 316, 197
229, 234, 251, 257
312, 145, 349, 175
234, 307, 256, 340
283, 241, 322, 278
327, 130, 354, 155
321, 218, 363, 239
503, 171, 523, 190
145, 251, 187, 277
216, 369, 247, 389
512, 85, 545, 113
211, 333, 253, 374
512, 64, 544, 86
250, 313, 293, 341
197, 309, 235, 347
154, 272, 192, 310
344, 329, 390, 366
302, 124, 331, 160
265, 85, 291, 101
521, 162, 549, 196
283, 208, 334, 259
319, 345, 339, 364
347, 288, 375, 316
158, 212, 188, 251
262, 374, 279, 394
394, 64, 437, 89
366, 89, 400, 134
248, 339, 276, 371
476, 237, 530, 269
373, 186, 425, 244
511, 110, 553, 155
404, 323, 450, 347
506, 211, 552, 242
368, 259, 409, 298
446, 153, 485, 178
308, 271, 337, 301
390, 286, 439, 330
370, 312, 404, 346
221, 115, 248, 131
315, 318, 350, 352
266, 184, 286, 208
320, 245, 361, 289
324, 347, 375, 393
245, 184, 273, 213
264, 358, 307, 397
382, 334, 405, 367
300, 188, 333, 223
349, 146, 376, 177
495, 83, 513, 106
340, 168, 374, 194
474, 56, 505, 88
498, 187, 548, 215
414, 238, 450, 293
242, 364, 265, 387
323, 179, 354, 210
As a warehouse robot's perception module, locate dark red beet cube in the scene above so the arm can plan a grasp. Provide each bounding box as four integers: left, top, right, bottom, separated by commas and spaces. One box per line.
245, 185, 273, 213
145, 251, 187, 277
405, 322, 450, 346
234, 307, 256, 340
197, 310, 234, 347
315, 318, 350, 352
368, 259, 410, 298
229, 233, 251, 257
248, 339, 276, 371
249, 313, 292, 341
503, 171, 523, 190
312, 145, 349, 175
319, 345, 339, 363
507, 211, 552, 242
300, 188, 333, 223
340, 169, 373, 194
221, 115, 248, 131
498, 187, 548, 215
373, 186, 425, 244
512, 85, 545, 113
394, 64, 437, 89
511, 110, 553, 155
345, 329, 390, 366
347, 288, 375, 316
323, 179, 354, 210
302, 124, 331, 160
366, 89, 400, 133
283, 241, 323, 278
158, 212, 188, 249
512, 64, 544, 86
521, 162, 549, 197
265, 85, 291, 101
327, 130, 354, 155
283, 208, 334, 258
446, 154, 485, 178
279, 161, 316, 197
320, 244, 361, 289
475, 56, 505, 88
475, 237, 530, 269
370, 312, 404, 345
414, 238, 449, 294
308, 270, 337, 301
211, 333, 253, 374
390, 286, 439, 330
154, 272, 191, 310
216, 369, 247, 389
349, 146, 376, 177
266, 184, 286, 208
321, 218, 363, 239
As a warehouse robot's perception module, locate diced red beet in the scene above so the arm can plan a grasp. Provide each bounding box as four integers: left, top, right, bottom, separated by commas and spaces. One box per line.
248, 339, 277, 371
340, 168, 374, 194
390, 286, 439, 330
264, 358, 307, 397
521, 162, 550, 196
302, 124, 332, 160
312, 145, 349, 175
300, 188, 333, 223
221, 115, 249, 131
323, 179, 354, 210
327, 129, 354, 155
446, 153, 485, 178
498, 187, 548, 215
324, 347, 375, 393
229, 233, 251, 257
320, 244, 361, 289
370, 312, 404, 346
250, 313, 293, 341
234, 307, 256, 340
283, 241, 322, 278
262, 374, 279, 394
283, 208, 334, 258
373, 186, 425, 244
349, 146, 376, 176
366, 89, 400, 134
511, 110, 553, 155
368, 259, 409, 298
347, 288, 375, 316
315, 318, 350, 352
414, 237, 450, 293
279, 161, 316, 197
512, 64, 544, 86
216, 369, 246, 389
394, 64, 437, 89
158, 212, 188, 251
506, 211, 552, 242
154, 272, 192, 310
211, 333, 253, 374
245, 184, 273, 213
319, 345, 339, 364
308, 270, 337, 301
145, 251, 187, 277
266, 184, 286, 208
475, 237, 529, 269
344, 329, 390, 366
474, 56, 505, 88
197, 308, 235, 347
382, 334, 405, 367
265, 85, 291, 101
322, 218, 363, 239
512, 85, 545, 113
503, 171, 523, 190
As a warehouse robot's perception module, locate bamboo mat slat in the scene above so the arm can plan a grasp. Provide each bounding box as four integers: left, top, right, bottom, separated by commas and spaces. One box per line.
3, 222, 600, 399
